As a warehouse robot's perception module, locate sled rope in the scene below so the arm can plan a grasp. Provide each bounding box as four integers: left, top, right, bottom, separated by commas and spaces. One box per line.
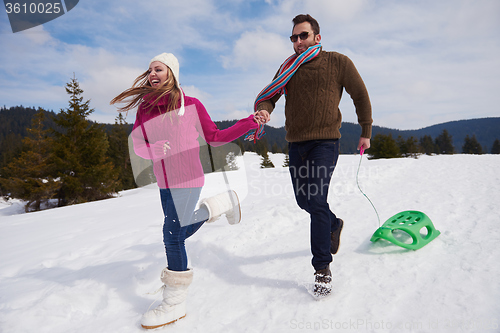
356, 148, 381, 227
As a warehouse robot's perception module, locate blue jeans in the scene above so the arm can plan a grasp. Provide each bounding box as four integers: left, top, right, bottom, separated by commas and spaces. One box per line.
289, 139, 341, 271
159, 188, 209, 271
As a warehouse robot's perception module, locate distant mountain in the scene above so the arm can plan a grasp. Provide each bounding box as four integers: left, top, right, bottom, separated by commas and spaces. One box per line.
387, 118, 500, 153
1, 106, 499, 155
218, 117, 500, 154
338, 118, 500, 154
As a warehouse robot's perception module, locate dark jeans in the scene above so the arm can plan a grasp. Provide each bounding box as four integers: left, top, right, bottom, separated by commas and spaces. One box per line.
289, 139, 341, 271
160, 188, 209, 271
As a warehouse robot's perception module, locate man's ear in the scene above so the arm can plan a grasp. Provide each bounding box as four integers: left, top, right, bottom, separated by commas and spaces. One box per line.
315, 34, 322, 44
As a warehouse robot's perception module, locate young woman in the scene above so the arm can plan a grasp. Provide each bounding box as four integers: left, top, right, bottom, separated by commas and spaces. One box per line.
111, 53, 261, 329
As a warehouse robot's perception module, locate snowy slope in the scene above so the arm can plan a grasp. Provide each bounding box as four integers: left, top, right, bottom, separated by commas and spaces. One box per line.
1, 153, 499, 333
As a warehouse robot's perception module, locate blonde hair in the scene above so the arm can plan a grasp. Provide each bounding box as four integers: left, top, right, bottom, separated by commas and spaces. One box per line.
110, 67, 181, 114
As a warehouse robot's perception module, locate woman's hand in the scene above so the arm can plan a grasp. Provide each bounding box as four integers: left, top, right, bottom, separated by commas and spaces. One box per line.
253, 110, 270, 125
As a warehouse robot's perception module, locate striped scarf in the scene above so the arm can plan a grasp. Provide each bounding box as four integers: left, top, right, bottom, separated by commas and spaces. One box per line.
245, 44, 322, 143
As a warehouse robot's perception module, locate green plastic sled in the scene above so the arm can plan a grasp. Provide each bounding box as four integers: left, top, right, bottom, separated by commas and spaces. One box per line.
370, 210, 440, 250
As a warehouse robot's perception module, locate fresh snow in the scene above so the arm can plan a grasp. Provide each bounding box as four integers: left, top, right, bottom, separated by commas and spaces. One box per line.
1, 153, 499, 333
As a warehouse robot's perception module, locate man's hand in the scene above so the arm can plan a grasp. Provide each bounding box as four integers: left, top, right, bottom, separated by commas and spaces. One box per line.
253, 110, 271, 124
358, 137, 370, 151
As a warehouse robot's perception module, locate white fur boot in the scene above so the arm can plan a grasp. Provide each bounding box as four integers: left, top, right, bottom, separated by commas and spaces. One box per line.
201, 190, 241, 225
141, 268, 193, 329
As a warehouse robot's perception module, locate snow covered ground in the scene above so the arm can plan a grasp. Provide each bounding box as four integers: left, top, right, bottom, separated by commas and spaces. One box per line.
1, 153, 499, 333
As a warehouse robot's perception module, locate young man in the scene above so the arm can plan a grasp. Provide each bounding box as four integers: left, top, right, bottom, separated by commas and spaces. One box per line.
255, 14, 372, 298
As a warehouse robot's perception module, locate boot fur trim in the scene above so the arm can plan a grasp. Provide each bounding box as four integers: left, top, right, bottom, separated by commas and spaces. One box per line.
160, 268, 194, 288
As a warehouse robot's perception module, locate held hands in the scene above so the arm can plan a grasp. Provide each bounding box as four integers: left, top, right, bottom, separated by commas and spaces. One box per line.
253, 110, 271, 125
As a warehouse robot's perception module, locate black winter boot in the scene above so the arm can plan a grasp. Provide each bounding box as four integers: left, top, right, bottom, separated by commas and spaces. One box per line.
313, 267, 332, 298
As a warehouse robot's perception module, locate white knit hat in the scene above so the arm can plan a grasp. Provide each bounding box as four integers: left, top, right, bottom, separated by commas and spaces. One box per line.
149, 53, 185, 116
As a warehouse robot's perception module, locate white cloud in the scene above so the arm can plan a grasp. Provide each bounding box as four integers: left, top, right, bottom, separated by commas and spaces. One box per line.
220, 28, 291, 70
21, 26, 54, 45
223, 108, 253, 121
306, 0, 368, 22
182, 85, 212, 102
0, 28, 150, 123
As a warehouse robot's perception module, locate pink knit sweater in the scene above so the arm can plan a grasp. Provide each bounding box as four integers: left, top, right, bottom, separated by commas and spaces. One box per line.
131, 94, 257, 189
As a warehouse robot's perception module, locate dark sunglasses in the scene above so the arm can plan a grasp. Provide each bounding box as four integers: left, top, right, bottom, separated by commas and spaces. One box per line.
290, 31, 310, 43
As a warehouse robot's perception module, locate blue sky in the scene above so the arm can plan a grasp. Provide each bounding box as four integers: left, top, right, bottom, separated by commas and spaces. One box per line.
1, 0, 499, 130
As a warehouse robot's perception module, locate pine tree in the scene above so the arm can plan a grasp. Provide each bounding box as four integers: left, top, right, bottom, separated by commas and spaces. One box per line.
397, 136, 419, 158
435, 129, 455, 154
51, 75, 119, 206
225, 152, 239, 171
108, 113, 135, 191
462, 135, 484, 154
283, 153, 290, 167
257, 140, 274, 168
0, 133, 23, 171
271, 142, 281, 154
260, 150, 275, 168
419, 135, 437, 155
254, 137, 268, 156
368, 134, 400, 159
235, 138, 245, 155
281, 143, 290, 167
0, 109, 60, 211
491, 139, 500, 154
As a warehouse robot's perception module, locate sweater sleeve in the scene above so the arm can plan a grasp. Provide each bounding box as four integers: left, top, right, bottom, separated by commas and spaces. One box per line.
339, 55, 373, 138
195, 99, 259, 147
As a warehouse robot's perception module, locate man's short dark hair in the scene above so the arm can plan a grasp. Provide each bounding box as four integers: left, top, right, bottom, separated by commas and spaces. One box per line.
292, 14, 320, 35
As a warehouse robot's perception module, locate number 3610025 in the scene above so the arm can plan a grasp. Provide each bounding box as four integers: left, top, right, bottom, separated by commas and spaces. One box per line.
5, 2, 62, 14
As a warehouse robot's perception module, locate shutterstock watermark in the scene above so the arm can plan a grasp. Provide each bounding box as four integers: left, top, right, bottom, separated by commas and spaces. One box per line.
4, 0, 79, 33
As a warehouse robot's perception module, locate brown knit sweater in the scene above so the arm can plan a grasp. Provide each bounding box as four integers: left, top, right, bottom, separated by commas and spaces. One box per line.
257, 51, 372, 142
